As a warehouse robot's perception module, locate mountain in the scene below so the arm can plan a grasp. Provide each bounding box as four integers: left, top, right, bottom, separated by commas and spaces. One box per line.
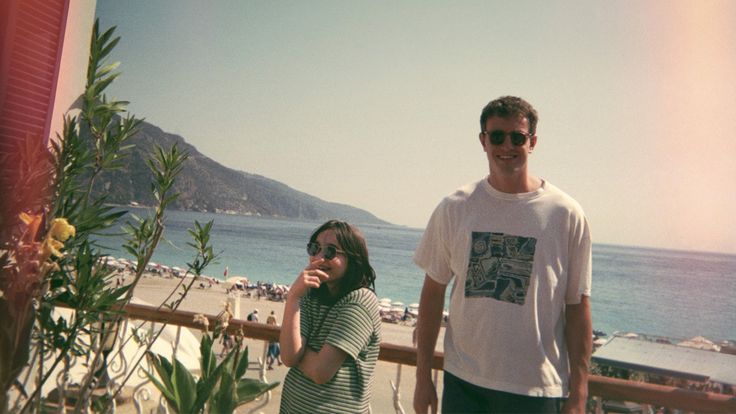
93, 119, 390, 226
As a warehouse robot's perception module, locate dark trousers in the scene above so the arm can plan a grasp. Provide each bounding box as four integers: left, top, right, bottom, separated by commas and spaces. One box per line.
442, 371, 564, 414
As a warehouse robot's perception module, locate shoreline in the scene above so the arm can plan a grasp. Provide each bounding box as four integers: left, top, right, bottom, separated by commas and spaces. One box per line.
109, 257, 735, 346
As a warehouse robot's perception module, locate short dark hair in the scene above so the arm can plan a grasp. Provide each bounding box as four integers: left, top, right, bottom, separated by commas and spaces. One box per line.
308, 220, 376, 302
480, 96, 538, 134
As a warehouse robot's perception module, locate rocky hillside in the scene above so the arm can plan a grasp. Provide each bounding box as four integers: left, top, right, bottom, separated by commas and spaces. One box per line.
92, 119, 389, 225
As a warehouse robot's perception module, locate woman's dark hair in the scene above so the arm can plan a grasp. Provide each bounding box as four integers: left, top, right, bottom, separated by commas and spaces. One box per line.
308, 220, 376, 302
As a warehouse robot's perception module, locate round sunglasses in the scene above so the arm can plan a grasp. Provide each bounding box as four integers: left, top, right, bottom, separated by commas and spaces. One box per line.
307, 242, 345, 260
483, 130, 531, 146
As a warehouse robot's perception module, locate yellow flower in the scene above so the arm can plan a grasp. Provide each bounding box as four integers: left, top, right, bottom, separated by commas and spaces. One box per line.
41, 238, 65, 260
37, 218, 76, 262
48, 218, 76, 242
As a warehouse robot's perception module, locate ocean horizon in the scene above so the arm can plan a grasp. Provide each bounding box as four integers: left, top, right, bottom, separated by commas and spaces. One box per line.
100, 207, 736, 343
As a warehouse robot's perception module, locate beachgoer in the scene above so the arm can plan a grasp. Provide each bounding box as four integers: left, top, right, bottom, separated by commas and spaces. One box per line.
247, 309, 259, 322
279, 220, 381, 414
266, 311, 282, 368
267, 341, 282, 369
220, 333, 233, 357
413, 96, 593, 414
267, 310, 278, 326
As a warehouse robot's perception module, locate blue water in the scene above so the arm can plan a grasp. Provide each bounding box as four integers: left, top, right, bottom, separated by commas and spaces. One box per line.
101, 208, 736, 342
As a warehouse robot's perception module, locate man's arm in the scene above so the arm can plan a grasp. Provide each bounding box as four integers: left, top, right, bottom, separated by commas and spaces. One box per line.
562, 295, 592, 414
413, 275, 446, 414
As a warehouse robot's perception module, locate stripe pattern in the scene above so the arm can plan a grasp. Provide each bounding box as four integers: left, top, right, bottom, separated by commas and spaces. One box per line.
280, 288, 381, 414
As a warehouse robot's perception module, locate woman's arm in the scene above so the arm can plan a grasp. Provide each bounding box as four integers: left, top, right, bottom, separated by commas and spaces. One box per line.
279, 294, 306, 367
279, 261, 329, 367
296, 345, 348, 385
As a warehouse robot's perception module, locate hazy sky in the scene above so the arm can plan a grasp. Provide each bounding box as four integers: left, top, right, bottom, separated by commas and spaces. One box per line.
94, 1, 736, 255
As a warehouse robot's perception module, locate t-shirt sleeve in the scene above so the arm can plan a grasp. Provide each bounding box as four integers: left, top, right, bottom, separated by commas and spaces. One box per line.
565, 213, 592, 304
413, 199, 453, 285
325, 299, 374, 360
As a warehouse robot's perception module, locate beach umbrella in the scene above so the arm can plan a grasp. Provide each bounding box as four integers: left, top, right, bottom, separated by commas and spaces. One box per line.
224, 276, 249, 288
409, 303, 420, 309
391, 301, 405, 308
379, 298, 392, 304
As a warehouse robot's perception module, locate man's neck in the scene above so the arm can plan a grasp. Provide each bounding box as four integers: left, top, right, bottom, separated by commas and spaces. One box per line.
488, 173, 542, 194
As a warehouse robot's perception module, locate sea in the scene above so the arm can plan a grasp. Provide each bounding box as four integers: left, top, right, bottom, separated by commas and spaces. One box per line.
100, 208, 736, 343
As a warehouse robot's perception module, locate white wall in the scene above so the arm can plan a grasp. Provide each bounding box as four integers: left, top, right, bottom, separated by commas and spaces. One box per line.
48, 0, 96, 142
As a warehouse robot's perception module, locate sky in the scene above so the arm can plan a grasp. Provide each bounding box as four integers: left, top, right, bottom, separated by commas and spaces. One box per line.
94, 1, 736, 255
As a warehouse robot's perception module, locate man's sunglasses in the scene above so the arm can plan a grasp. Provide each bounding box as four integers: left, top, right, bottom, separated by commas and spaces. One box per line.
483, 130, 531, 146
307, 242, 345, 260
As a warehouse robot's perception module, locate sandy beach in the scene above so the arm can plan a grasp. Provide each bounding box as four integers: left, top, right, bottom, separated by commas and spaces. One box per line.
122, 272, 445, 413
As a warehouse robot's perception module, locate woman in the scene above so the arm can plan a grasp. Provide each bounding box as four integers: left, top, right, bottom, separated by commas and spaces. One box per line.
279, 220, 381, 414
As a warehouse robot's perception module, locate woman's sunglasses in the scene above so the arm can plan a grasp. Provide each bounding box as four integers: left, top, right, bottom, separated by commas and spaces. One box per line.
307, 242, 345, 260
483, 130, 531, 146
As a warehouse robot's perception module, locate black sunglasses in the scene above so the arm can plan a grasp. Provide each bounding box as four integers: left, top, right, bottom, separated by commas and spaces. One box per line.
483, 130, 531, 146
307, 242, 345, 260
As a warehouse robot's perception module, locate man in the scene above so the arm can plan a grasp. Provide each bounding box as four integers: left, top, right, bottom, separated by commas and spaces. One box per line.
266, 311, 283, 369
247, 309, 259, 322
413, 96, 592, 413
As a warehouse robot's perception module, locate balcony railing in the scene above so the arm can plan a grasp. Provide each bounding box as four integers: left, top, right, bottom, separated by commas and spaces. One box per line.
121, 302, 736, 413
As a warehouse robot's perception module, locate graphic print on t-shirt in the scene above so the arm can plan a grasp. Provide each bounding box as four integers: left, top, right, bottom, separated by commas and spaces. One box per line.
465, 232, 537, 305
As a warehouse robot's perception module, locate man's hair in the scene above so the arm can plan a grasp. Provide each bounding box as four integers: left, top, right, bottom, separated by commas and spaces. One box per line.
308, 220, 376, 302
479, 96, 539, 134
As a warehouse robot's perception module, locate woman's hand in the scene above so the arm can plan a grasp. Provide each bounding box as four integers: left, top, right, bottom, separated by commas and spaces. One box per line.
289, 260, 329, 299
281, 259, 329, 367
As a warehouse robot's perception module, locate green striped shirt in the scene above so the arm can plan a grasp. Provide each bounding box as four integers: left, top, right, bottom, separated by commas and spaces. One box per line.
280, 288, 382, 414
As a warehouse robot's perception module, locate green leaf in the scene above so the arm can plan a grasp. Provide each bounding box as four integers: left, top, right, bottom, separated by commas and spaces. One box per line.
171, 355, 197, 413
199, 335, 216, 379
144, 369, 177, 407
210, 372, 238, 414
193, 354, 226, 412
236, 379, 280, 406
145, 353, 178, 407
234, 346, 249, 379
96, 25, 116, 53
99, 36, 121, 61
95, 61, 120, 78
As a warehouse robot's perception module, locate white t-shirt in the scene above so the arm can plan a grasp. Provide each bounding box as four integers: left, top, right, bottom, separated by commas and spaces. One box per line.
414, 178, 592, 397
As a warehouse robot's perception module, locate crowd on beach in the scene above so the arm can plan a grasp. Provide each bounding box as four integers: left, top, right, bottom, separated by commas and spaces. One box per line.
227, 279, 425, 326
225, 279, 290, 302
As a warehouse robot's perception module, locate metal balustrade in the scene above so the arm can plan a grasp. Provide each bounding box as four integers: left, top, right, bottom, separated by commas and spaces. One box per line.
74, 303, 736, 413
